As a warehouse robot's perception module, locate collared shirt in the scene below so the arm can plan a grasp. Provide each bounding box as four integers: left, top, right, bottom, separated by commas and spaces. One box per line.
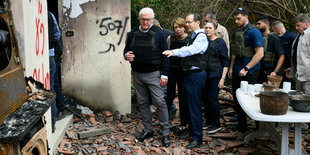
139, 24, 153, 33
216, 23, 230, 56
280, 30, 297, 68
290, 27, 310, 81
232, 22, 263, 76
172, 29, 209, 57
49, 12, 61, 57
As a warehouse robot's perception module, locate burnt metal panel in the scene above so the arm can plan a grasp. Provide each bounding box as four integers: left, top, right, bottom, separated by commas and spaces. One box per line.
0, 4, 27, 125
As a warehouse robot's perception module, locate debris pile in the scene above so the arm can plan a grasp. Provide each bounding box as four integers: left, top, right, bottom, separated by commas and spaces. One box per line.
0, 77, 55, 141
58, 89, 310, 154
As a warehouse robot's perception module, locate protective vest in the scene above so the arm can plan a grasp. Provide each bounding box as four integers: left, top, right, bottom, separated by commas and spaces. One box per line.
231, 24, 256, 57
48, 12, 55, 49
182, 32, 208, 70
130, 26, 161, 66
263, 32, 277, 64
169, 34, 191, 68
205, 38, 222, 70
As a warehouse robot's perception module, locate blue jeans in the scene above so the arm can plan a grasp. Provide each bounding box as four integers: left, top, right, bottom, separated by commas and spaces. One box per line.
54, 60, 64, 112
49, 56, 56, 127
183, 70, 206, 141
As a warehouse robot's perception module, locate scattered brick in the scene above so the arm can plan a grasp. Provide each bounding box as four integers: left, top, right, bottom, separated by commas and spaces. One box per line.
209, 132, 237, 139
238, 147, 256, 155
224, 140, 244, 148
103, 111, 112, 117
57, 91, 310, 155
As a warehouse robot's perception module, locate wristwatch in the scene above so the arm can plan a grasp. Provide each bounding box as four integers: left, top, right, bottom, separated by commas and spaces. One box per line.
243, 66, 249, 71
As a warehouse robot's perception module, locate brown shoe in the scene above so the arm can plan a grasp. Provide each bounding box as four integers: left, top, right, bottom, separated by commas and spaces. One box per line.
52, 126, 56, 133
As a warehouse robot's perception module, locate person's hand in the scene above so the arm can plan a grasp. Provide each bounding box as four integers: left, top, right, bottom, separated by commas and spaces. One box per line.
218, 78, 225, 89
162, 50, 174, 57
270, 72, 277, 76
285, 68, 291, 78
228, 69, 233, 79
308, 76, 310, 81
125, 51, 135, 62
239, 68, 248, 76
160, 78, 168, 87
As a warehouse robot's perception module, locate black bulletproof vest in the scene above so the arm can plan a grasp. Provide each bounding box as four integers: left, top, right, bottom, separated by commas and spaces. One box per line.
205, 38, 222, 70
130, 26, 161, 66
169, 34, 191, 68
182, 32, 208, 70
48, 12, 55, 49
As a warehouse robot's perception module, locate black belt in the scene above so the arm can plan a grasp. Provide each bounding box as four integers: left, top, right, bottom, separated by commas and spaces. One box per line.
183, 69, 202, 74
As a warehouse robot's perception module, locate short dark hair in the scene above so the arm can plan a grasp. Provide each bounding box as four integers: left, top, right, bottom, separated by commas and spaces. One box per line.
256, 15, 270, 24
233, 7, 248, 16
293, 13, 310, 24
188, 13, 201, 22
204, 10, 216, 20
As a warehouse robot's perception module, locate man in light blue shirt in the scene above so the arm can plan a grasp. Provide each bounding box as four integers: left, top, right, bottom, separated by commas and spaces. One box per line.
163, 13, 208, 149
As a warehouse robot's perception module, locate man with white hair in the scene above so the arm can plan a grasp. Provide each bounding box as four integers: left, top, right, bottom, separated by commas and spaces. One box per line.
286, 13, 310, 94
123, 7, 171, 147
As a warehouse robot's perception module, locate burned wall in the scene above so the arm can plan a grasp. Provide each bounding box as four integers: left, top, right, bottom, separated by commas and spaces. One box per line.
60, 0, 131, 113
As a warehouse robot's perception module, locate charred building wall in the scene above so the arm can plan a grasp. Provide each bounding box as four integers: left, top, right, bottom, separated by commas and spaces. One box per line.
59, 0, 131, 114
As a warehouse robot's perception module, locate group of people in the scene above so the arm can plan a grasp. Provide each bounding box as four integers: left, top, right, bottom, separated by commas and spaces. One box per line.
123, 7, 310, 149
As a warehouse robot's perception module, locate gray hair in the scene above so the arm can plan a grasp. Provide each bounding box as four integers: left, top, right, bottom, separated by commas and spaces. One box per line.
153, 19, 160, 25
293, 13, 310, 24
139, 7, 155, 18
204, 10, 216, 20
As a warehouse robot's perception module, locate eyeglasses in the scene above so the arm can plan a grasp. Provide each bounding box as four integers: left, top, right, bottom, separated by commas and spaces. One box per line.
185, 20, 194, 24
139, 18, 152, 22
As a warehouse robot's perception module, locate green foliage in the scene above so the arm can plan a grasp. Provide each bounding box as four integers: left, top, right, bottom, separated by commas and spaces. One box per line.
131, 0, 310, 34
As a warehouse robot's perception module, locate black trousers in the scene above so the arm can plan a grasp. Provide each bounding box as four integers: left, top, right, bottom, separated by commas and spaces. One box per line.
232, 70, 259, 132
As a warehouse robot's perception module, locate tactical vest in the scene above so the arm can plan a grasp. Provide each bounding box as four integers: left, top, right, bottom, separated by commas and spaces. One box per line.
231, 24, 256, 57
205, 38, 222, 70
263, 32, 277, 64
48, 12, 55, 49
169, 34, 191, 68
130, 26, 161, 66
182, 32, 208, 70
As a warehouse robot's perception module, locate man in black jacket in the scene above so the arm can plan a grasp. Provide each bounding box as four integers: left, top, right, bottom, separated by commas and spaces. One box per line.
123, 7, 171, 147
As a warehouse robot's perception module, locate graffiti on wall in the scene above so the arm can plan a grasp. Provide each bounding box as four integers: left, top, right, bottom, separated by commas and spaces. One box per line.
32, 0, 50, 90
97, 16, 129, 54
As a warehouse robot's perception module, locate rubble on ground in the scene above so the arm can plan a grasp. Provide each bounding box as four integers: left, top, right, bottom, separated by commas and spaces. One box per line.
58, 89, 310, 155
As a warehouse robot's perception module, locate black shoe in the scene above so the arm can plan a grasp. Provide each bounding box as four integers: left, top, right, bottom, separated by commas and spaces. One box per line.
168, 110, 176, 119
179, 132, 190, 139
56, 111, 65, 121
173, 126, 187, 136
207, 126, 222, 134
186, 140, 202, 149
135, 131, 154, 142
162, 135, 171, 147
203, 124, 212, 130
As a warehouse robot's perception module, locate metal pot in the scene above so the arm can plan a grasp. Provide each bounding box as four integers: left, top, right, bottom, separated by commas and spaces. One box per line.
258, 91, 289, 115
267, 75, 283, 89
290, 95, 310, 112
